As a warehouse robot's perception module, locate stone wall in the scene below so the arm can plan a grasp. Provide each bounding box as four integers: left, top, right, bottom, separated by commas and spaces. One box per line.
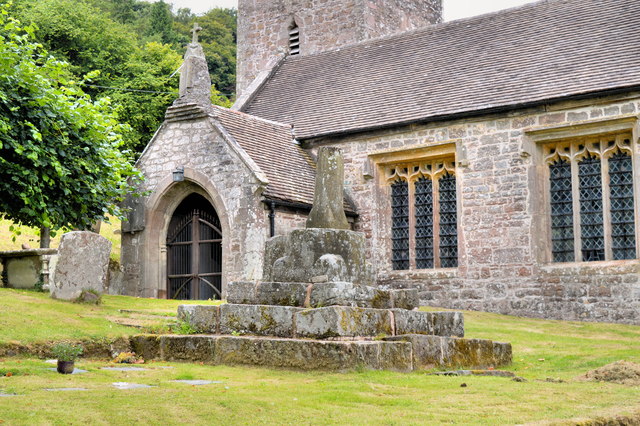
273, 207, 308, 236
307, 93, 640, 324
236, 0, 442, 96
120, 116, 269, 298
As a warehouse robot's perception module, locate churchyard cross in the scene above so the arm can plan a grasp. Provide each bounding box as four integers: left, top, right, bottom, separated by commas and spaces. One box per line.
191, 23, 202, 44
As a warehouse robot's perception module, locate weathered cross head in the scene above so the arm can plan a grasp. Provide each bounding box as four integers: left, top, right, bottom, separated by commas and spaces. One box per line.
191, 23, 203, 44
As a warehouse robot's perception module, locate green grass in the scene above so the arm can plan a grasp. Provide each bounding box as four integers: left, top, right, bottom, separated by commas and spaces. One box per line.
0, 289, 639, 424
0, 216, 122, 261
0, 289, 220, 344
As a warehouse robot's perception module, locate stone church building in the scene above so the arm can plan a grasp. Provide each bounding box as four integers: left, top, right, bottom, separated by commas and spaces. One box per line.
121, 0, 640, 324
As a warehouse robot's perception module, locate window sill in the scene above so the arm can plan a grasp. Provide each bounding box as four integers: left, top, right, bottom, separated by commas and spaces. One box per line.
380, 268, 458, 280
540, 258, 640, 275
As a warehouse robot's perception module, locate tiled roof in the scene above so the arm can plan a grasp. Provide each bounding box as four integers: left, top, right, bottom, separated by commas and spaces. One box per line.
243, 0, 640, 139
214, 106, 317, 207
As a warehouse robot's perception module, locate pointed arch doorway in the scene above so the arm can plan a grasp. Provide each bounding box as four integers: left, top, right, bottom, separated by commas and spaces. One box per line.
166, 193, 222, 300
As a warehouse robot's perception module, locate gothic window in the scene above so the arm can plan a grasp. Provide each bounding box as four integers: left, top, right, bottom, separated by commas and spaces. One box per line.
544, 134, 637, 262
391, 179, 409, 270
288, 21, 300, 55
387, 160, 458, 270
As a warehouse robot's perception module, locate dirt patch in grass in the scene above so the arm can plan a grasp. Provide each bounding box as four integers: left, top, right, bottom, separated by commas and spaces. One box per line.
581, 361, 640, 386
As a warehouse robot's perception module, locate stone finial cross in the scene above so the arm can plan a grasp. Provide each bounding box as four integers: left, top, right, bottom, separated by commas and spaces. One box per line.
191, 22, 202, 44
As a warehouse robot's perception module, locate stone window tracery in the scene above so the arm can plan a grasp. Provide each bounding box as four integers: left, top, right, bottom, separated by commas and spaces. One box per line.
544, 134, 637, 262
388, 159, 458, 270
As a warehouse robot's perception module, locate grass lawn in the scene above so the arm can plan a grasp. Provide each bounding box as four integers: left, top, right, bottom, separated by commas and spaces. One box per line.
0, 289, 639, 424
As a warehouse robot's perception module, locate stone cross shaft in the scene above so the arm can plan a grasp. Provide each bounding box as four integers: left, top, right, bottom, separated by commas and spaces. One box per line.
191, 23, 202, 44
306, 147, 350, 230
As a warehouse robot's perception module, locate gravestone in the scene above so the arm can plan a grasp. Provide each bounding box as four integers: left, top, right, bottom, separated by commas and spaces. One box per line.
51, 231, 111, 301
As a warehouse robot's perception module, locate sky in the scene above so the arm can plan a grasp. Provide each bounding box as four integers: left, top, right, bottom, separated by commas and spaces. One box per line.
167, 0, 536, 21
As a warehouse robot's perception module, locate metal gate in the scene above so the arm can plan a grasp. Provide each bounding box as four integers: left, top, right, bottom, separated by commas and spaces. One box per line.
167, 209, 222, 300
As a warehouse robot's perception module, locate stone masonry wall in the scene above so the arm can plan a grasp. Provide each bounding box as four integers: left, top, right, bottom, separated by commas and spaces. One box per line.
121, 117, 269, 298
273, 207, 308, 236
308, 94, 640, 324
236, 0, 442, 96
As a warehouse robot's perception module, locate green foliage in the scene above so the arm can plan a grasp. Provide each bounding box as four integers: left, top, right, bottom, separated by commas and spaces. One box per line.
108, 41, 182, 154
9, 0, 237, 158
148, 0, 175, 44
0, 5, 141, 231
16, 0, 137, 86
171, 317, 198, 335
33, 277, 44, 292
51, 342, 84, 361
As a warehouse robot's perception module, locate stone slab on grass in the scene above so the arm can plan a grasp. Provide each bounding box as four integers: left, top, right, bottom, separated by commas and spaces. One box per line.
112, 382, 155, 390
44, 388, 89, 392
219, 304, 303, 337
171, 380, 223, 385
392, 310, 464, 337
177, 305, 219, 333
295, 306, 393, 338
45, 368, 88, 375
132, 334, 412, 372
101, 367, 148, 371
385, 334, 512, 369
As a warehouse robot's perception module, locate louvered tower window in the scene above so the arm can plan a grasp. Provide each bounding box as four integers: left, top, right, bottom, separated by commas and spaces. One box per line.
387, 160, 458, 270
545, 135, 637, 263
289, 22, 300, 55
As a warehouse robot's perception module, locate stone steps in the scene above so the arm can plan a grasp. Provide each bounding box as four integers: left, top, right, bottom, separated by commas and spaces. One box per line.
178, 304, 464, 339
227, 281, 419, 310
130, 334, 511, 371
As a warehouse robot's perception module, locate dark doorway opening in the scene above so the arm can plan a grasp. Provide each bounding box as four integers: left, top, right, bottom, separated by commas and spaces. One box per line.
166, 194, 222, 300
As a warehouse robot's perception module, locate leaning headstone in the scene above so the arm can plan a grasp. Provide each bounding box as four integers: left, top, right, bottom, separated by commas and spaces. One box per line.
306, 147, 350, 230
51, 231, 111, 301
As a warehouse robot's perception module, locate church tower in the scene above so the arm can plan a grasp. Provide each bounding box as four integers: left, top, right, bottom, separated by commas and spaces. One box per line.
236, 0, 443, 97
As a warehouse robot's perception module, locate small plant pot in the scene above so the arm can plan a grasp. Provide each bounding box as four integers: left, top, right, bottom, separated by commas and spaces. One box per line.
57, 360, 75, 374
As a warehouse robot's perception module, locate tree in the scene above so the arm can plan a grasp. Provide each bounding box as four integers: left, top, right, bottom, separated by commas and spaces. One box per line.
17, 0, 137, 87
108, 41, 182, 154
148, 0, 177, 45
0, 7, 140, 232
